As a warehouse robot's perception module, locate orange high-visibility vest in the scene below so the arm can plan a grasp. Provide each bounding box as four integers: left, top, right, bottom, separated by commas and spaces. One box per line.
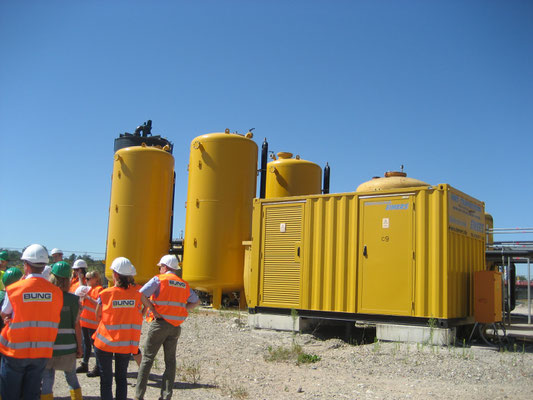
80, 285, 103, 330
93, 285, 142, 354
69, 276, 80, 294
150, 274, 190, 327
0, 277, 63, 359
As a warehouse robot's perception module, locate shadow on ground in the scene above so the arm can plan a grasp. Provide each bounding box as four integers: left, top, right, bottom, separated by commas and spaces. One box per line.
125, 371, 217, 390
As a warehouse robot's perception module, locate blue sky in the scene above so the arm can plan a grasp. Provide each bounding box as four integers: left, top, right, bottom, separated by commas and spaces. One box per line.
1, 1, 532, 269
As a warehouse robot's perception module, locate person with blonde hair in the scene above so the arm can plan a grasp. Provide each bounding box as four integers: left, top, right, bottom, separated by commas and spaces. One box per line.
76, 270, 104, 377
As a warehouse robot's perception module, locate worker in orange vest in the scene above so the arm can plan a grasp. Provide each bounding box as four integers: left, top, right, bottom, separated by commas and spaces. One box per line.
93, 257, 142, 400
0, 244, 63, 400
69, 259, 87, 293
135, 254, 200, 400
76, 270, 103, 377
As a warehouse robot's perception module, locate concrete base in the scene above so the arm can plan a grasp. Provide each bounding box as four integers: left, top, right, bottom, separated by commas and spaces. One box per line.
248, 313, 317, 332
376, 323, 456, 345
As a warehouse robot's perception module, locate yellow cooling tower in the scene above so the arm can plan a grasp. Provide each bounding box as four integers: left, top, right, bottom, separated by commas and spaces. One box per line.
266, 152, 321, 198
182, 130, 258, 308
105, 144, 175, 285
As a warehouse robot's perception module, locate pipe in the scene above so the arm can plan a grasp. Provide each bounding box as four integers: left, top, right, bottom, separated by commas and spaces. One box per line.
259, 138, 268, 198
323, 162, 330, 194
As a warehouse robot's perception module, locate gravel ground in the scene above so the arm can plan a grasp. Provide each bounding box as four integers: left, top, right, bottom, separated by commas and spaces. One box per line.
50, 309, 533, 400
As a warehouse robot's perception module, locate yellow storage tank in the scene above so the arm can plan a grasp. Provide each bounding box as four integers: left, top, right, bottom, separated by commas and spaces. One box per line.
266, 152, 321, 198
182, 130, 257, 308
246, 183, 486, 325
105, 143, 175, 285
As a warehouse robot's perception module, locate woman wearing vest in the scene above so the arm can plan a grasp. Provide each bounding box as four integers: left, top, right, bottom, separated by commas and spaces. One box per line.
69, 259, 87, 294
41, 261, 83, 400
76, 270, 103, 377
135, 254, 200, 400
0, 244, 63, 400
93, 257, 142, 400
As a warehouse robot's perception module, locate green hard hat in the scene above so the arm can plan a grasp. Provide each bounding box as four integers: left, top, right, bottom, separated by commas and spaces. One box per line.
51, 261, 72, 279
2, 267, 23, 287
0, 251, 8, 262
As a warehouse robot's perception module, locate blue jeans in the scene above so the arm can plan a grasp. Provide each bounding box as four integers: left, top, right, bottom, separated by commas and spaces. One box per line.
81, 327, 98, 367
0, 355, 48, 400
95, 347, 130, 400
41, 366, 80, 394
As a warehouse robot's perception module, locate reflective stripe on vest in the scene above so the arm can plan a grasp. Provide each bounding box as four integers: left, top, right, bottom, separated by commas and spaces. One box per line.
0, 336, 55, 350
95, 332, 139, 348
152, 274, 189, 327
86, 296, 98, 305
57, 328, 75, 334
105, 323, 142, 331
93, 285, 142, 354
80, 286, 103, 330
153, 300, 187, 307
80, 316, 99, 326
0, 277, 63, 359
9, 321, 59, 329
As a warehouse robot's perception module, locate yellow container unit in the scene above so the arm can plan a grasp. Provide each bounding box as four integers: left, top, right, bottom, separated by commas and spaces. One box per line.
182, 130, 258, 308
105, 144, 175, 285
245, 182, 486, 326
265, 152, 322, 198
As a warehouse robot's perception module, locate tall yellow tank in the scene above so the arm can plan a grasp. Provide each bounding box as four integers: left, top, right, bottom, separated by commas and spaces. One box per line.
182, 130, 258, 308
266, 152, 321, 198
105, 143, 175, 285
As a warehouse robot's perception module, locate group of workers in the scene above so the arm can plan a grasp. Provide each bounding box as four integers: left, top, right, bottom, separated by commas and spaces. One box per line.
0, 246, 200, 400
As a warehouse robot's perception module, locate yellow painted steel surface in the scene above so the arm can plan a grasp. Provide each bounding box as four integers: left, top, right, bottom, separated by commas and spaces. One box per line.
105, 145, 174, 285
246, 184, 486, 321
266, 152, 321, 198
485, 213, 494, 245
182, 132, 257, 306
356, 172, 429, 192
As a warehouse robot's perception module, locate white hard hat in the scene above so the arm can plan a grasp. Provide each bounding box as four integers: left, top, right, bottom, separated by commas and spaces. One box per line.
157, 254, 179, 270
72, 259, 88, 270
110, 257, 136, 276
74, 285, 91, 297
42, 265, 52, 279
21, 244, 49, 264
51, 248, 63, 255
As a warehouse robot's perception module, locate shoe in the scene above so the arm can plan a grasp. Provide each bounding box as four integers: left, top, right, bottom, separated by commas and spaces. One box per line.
87, 367, 100, 377
76, 364, 88, 373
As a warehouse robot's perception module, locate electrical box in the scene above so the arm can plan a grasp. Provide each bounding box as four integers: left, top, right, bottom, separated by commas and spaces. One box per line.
474, 270, 502, 323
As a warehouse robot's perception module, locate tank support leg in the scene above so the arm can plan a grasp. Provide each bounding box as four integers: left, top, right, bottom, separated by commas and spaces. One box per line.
212, 288, 222, 309
239, 290, 247, 310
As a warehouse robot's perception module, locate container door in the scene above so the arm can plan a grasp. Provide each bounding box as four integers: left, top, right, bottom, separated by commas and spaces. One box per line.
358, 196, 414, 316
259, 203, 304, 308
